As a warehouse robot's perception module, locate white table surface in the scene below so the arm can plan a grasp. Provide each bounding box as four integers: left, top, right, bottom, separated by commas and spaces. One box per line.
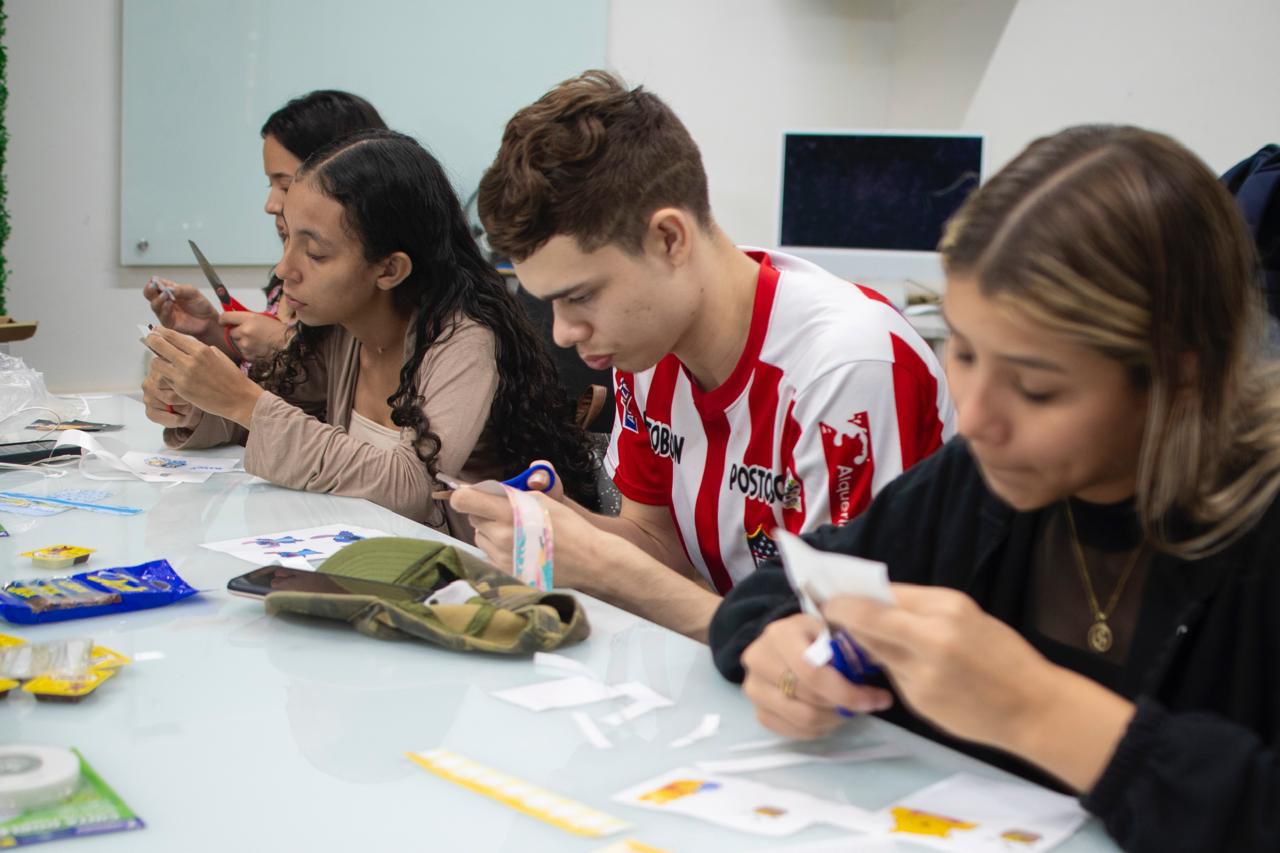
0, 397, 1119, 852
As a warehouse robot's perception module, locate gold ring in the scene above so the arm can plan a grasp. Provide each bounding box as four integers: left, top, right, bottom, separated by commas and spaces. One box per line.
778, 668, 797, 700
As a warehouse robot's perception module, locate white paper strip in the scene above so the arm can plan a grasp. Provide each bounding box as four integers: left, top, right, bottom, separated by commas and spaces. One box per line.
727, 737, 791, 753
533, 652, 598, 680
572, 711, 614, 750
695, 744, 907, 775
492, 676, 621, 712
669, 714, 721, 748
601, 682, 674, 726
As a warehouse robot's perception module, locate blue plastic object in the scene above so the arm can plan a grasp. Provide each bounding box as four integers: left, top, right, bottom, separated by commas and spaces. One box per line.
501, 463, 557, 493
829, 630, 881, 685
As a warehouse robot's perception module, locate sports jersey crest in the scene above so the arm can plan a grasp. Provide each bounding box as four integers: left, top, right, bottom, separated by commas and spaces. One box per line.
616, 377, 639, 433
745, 524, 780, 569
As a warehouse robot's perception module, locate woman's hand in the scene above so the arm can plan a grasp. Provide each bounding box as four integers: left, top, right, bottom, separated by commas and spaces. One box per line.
826, 584, 1136, 791
221, 312, 290, 362
141, 369, 201, 430
143, 278, 221, 344
145, 327, 264, 428
823, 585, 1057, 748
739, 613, 895, 740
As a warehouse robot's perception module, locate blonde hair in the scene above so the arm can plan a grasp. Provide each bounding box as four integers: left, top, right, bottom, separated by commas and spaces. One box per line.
940, 125, 1280, 557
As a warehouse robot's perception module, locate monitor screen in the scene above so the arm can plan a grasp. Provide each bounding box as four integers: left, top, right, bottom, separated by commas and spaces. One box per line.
780, 132, 983, 252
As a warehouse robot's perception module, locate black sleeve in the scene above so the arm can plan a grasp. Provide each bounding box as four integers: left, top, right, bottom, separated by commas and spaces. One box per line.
1083, 697, 1280, 851
709, 562, 800, 683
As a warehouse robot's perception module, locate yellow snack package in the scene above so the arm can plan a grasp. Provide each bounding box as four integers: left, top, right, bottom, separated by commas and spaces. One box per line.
89, 646, 131, 670
0, 633, 26, 648
18, 545, 96, 570
0, 677, 18, 698
22, 668, 116, 702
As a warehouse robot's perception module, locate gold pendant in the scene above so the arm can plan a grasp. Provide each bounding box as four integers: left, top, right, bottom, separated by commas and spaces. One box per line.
1087, 620, 1113, 653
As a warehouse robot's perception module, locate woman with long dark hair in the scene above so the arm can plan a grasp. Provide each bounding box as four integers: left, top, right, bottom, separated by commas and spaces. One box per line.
142, 130, 595, 533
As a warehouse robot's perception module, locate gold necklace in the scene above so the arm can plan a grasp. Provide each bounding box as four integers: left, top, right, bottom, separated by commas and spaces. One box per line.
1063, 501, 1145, 654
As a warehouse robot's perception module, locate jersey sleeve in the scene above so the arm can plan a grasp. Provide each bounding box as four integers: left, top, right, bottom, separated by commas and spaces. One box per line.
604, 370, 668, 505
784, 357, 946, 530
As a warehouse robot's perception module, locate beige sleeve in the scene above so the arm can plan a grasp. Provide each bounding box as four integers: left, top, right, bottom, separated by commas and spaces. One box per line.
163, 411, 247, 450
241, 323, 498, 525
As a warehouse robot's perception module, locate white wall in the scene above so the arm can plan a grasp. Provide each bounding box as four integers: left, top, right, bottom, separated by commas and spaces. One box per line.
5, 0, 1279, 392
5, 0, 267, 394
890, 0, 1280, 174
609, 0, 896, 247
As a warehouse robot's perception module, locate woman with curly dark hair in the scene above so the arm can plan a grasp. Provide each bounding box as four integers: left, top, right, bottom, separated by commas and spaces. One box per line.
142, 129, 596, 536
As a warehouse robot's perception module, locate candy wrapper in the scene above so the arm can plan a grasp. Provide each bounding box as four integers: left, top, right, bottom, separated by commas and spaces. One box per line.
0, 560, 198, 624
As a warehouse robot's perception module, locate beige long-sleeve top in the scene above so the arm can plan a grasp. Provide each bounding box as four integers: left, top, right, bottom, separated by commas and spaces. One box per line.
165, 318, 502, 535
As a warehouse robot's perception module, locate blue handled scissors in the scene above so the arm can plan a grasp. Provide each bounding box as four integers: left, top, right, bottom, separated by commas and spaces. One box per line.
829, 629, 881, 685
501, 462, 557, 493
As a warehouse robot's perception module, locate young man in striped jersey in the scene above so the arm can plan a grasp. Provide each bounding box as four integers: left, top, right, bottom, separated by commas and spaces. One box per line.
451, 70, 955, 640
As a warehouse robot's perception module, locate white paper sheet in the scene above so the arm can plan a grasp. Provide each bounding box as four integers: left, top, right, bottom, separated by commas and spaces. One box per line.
492, 676, 622, 712
54, 429, 239, 483
533, 652, 599, 680
696, 744, 907, 774
200, 524, 390, 565
613, 767, 884, 837
601, 682, 674, 725
877, 772, 1088, 852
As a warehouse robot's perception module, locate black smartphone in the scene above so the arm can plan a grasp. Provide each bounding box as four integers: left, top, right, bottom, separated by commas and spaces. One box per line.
0, 440, 82, 465
226, 566, 429, 602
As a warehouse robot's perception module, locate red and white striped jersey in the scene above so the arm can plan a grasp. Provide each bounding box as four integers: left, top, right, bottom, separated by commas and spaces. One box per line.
605, 249, 956, 593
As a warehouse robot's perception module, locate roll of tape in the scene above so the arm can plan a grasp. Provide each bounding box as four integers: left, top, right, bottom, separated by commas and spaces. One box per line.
0, 745, 81, 814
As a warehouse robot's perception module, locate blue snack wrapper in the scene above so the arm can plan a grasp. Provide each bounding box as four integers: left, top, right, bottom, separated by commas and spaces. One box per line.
0, 560, 198, 624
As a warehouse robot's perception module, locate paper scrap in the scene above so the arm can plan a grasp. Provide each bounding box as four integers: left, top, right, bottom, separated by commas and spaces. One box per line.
534, 651, 598, 680
493, 676, 622, 712
669, 714, 721, 748
696, 744, 907, 775
602, 682, 674, 726
573, 711, 614, 750
410, 748, 630, 838
775, 530, 894, 610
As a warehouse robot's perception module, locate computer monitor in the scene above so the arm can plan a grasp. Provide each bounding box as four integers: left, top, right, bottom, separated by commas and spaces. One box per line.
778, 130, 984, 304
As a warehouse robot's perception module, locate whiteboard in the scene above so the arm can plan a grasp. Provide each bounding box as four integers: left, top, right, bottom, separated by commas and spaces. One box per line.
121, 0, 608, 265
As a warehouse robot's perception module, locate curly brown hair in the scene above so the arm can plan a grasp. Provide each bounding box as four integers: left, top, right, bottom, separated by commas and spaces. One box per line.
477, 69, 713, 262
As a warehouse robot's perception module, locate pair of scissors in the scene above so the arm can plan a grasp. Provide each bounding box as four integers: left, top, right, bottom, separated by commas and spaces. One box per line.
436, 463, 557, 493
188, 240, 273, 359
828, 628, 881, 685
501, 462, 557, 493
799, 581, 881, 686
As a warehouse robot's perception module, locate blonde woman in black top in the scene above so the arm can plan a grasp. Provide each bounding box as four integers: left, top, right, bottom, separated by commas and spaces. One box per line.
712, 125, 1280, 853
